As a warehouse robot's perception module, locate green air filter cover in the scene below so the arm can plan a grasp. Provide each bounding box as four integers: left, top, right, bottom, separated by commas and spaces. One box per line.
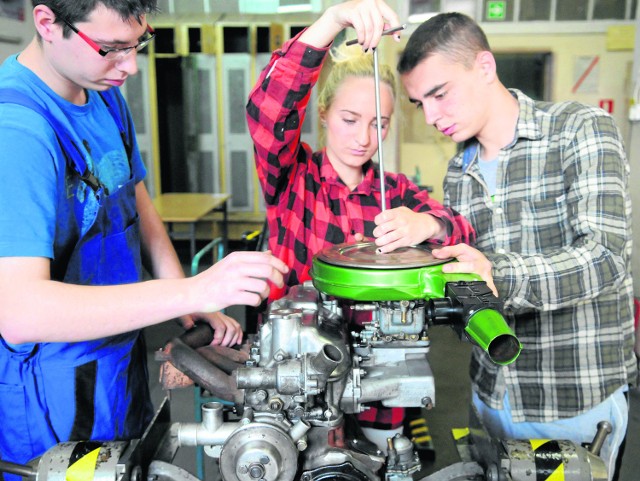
310, 242, 480, 301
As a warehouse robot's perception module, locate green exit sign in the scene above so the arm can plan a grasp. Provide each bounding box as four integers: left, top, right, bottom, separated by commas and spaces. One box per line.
487, 1, 506, 20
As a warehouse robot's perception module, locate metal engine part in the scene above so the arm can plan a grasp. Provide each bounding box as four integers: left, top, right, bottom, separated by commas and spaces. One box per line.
242, 282, 436, 415
195, 281, 424, 481
4, 276, 607, 481
165, 280, 604, 481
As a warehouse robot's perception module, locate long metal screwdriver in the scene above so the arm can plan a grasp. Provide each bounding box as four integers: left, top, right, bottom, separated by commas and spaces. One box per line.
372, 47, 386, 211
346, 24, 406, 213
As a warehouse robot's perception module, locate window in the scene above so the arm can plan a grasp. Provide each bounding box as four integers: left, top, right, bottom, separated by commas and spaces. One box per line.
506, 0, 636, 21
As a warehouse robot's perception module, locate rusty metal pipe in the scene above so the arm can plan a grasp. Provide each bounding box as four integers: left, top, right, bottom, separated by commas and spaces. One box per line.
168, 337, 243, 404
179, 321, 215, 347
196, 347, 245, 375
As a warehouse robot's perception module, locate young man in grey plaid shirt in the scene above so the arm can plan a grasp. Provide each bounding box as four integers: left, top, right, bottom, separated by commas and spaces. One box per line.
398, 12, 635, 480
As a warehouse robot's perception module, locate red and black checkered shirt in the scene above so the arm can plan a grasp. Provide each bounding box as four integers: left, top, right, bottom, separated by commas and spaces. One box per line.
247, 34, 475, 429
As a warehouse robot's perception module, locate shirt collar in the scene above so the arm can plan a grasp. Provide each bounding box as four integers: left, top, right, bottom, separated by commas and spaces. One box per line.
319, 150, 378, 193
457, 89, 544, 173
510, 88, 544, 143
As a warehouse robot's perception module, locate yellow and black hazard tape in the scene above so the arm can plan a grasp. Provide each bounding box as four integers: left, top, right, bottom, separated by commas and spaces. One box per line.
66, 442, 103, 481
405, 416, 436, 461
450, 429, 568, 480
530, 439, 565, 481
409, 417, 432, 444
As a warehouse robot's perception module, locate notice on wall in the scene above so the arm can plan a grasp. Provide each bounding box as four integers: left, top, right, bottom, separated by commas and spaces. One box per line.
607, 25, 635, 51
572, 56, 600, 94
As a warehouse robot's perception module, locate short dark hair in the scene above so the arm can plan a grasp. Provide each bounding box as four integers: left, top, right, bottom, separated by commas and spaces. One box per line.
33, 0, 158, 38
397, 12, 491, 74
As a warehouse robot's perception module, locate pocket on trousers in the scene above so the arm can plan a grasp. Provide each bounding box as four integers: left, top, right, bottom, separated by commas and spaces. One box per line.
0, 383, 35, 463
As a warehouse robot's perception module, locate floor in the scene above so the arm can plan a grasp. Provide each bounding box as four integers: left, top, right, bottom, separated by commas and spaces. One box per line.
142, 242, 640, 481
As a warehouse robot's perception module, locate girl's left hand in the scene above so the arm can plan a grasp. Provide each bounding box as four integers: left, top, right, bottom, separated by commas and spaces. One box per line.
373, 207, 445, 253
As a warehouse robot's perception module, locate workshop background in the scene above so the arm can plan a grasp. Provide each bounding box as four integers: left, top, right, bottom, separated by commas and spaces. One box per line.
0, 0, 639, 480
2, 0, 637, 266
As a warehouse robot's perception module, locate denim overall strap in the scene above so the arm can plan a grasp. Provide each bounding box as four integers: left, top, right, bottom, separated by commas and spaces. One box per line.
0, 89, 152, 470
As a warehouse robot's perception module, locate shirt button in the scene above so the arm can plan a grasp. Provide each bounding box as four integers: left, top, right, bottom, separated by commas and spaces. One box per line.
495, 207, 504, 215
497, 248, 506, 254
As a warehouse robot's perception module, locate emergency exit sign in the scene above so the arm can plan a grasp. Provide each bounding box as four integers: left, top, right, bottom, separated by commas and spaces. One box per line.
487, 1, 506, 20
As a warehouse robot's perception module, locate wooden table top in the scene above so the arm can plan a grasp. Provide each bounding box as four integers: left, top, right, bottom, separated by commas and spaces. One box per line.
152, 193, 230, 223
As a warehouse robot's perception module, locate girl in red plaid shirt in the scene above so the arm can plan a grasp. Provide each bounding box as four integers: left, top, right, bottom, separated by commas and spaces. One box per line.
247, 0, 475, 451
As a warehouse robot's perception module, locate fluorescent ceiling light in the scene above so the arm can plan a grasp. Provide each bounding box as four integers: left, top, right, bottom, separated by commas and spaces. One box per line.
408, 12, 439, 23
277, 4, 312, 13
239, 0, 278, 14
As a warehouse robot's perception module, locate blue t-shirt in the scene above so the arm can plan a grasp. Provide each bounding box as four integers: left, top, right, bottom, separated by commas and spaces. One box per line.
0, 55, 146, 264
477, 155, 498, 197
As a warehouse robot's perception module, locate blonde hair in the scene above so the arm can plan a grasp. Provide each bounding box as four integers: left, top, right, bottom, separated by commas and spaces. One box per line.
318, 41, 397, 115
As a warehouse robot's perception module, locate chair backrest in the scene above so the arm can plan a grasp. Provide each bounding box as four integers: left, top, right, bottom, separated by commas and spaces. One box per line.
242, 218, 269, 252
255, 218, 269, 252
243, 218, 269, 334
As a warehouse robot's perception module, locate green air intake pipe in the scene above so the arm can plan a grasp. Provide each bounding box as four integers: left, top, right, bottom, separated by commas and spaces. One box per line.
427, 281, 521, 365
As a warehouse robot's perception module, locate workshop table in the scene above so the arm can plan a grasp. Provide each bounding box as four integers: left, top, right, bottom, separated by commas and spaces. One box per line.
152, 192, 230, 260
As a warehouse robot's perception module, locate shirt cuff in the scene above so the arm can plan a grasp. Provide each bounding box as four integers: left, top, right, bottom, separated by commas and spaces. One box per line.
280, 28, 329, 69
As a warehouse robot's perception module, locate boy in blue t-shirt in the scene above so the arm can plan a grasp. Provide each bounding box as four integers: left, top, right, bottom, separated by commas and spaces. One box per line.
0, 0, 288, 470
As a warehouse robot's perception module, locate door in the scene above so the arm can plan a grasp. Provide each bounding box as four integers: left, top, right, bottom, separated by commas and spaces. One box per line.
182, 54, 220, 193
120, 54, 158, 198
221, 53, 253, 212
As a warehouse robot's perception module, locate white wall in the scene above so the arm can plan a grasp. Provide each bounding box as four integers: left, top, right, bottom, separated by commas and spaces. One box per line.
628, 12, 640, 297
0, 0, 33, 62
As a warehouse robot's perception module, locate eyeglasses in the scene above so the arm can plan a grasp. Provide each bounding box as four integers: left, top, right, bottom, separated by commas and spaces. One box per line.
59, 17, 155, 60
